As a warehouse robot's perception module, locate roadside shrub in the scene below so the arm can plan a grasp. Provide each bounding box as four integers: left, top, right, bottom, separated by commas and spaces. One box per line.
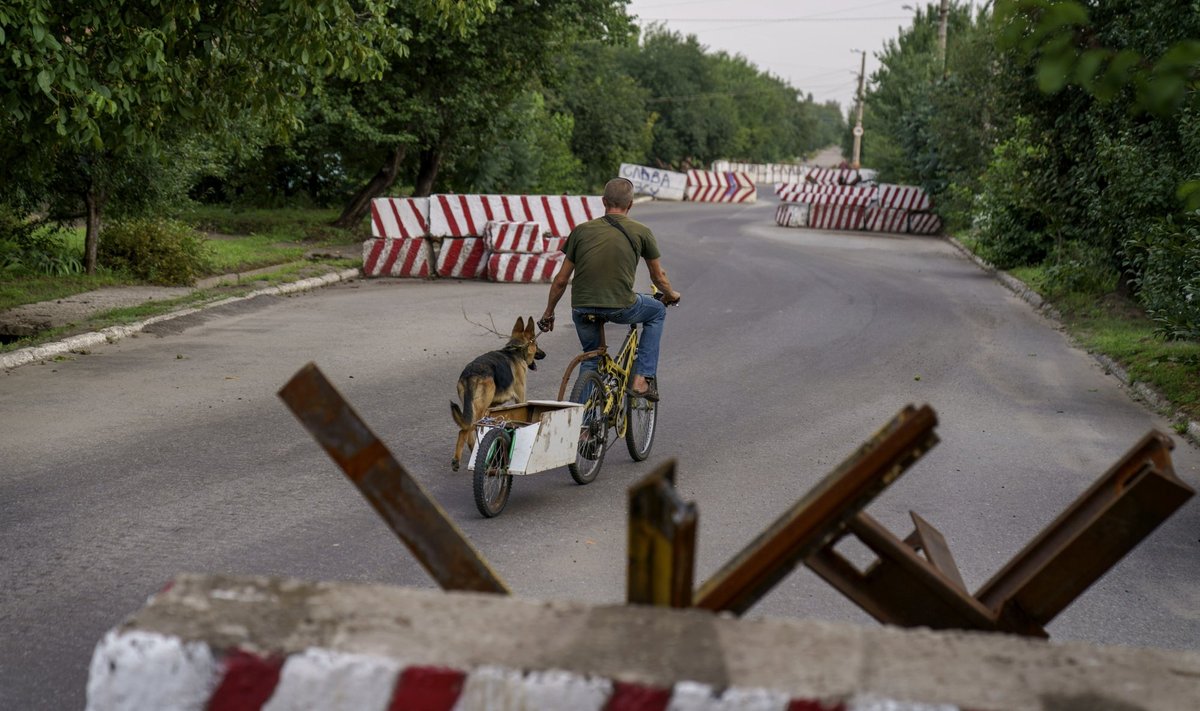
99, 217, 213, 285
1040, 240, 1118, 298
972, 117, 1053, 269
1130, 213, 1200, 341
0, 204, 82, 276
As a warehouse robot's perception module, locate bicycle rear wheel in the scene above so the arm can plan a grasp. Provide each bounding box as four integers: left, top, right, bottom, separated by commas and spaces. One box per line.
625, 389, 657, 461
473, 428, 513, 518
568, 370, 607, 485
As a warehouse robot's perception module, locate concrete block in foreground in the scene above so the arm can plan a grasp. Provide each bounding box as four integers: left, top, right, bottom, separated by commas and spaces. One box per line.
87, 573, 1200, 711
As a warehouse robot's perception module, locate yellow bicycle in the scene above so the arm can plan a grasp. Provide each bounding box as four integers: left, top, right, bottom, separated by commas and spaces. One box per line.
552, 293, 667, 484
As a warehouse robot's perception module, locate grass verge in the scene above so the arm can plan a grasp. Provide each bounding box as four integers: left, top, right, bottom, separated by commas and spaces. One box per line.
0, 259, 357, 355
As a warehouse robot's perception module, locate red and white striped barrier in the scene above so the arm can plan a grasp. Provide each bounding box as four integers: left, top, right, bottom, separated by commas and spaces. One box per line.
362, 239, 432, 278
775, 184, 877, 203
863, 207, 910, 234
429, 194, 603, 238
487, 252, 565, 283
803, 168, 868, 186
809, 204, 866, 231
370, 197, 429, 239
712, 161, 808, 185
774, 203, 809, 228
878, 184, 932, 212
685, 171, 757, 203
89, 629, 967, 711
542, 236, 567, 254
782, 192, 876, 207
484, 221, 544, 253
908, 212, 943, 235
435, 238, 489, 279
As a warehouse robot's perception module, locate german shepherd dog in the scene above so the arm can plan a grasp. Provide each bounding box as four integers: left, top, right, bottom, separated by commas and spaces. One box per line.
450, 316, 546, 471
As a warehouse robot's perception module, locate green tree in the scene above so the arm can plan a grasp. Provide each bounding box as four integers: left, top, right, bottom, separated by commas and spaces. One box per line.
0, 1, 409, 272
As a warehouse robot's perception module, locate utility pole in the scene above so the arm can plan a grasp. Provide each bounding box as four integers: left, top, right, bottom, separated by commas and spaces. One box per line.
851, 49, 866, 169
937, 0, 949, 76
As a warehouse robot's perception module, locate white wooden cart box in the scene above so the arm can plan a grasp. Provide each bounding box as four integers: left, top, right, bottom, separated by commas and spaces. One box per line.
467, 400, 584, 475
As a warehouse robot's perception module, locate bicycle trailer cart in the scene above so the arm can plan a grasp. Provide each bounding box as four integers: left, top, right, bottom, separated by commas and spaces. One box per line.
466, 400, 585, 517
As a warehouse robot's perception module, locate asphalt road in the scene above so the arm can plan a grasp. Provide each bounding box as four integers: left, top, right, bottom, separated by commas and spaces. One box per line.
3, 199, 1198, 708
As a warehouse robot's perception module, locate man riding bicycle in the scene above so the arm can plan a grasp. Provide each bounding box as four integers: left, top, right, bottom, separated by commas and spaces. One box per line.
539, 177, 681, 402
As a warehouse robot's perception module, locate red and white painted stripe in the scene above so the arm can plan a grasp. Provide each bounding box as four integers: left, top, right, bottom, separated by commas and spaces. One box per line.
809, 204, 866, 231
87, 631, 963, 711
542, 236, 568, 254
487, 252, 565, 283
361, 238, 432, 278
429, 194, 603, 238
685, 171, 757, 203
803, 168, 868, 186
877, 184, 932, 212
863, 207, 910, 234
484, 221, 544, 253
370, 197, 430, 239
712, 161, 808, 185
435, 237, 489, 279
775, 203, 809, 228
775, 184, 877, 204
908, 212, 943, 235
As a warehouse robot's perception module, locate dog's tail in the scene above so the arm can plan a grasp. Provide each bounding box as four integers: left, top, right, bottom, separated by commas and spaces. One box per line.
450, 398, 471, 430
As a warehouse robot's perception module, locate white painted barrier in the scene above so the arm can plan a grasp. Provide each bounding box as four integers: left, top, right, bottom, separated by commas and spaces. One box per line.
429, 194, 602, 238
809, 204, 866, 231
774, 203, 809, 228
487, 252, 565, 283
685, 171, 756, 203
369, 197, 429, 239
863, 207, 910, 234
712, 161, 808, 185
484, 221, 544, 253
87, 574, 1200, 711
619, 163, 688, 201
361, 239, 432, 278
878, 184, 933, 211
435, 237, 489, 279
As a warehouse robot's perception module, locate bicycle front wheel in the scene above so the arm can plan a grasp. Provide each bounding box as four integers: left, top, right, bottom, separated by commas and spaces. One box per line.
568, 370, 608, 485
625, 389, 657, 461
473, 428, 513, 518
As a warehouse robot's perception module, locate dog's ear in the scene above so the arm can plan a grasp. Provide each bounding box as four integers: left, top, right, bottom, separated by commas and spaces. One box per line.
524, 316, 535, 338
512, 316, 525, 337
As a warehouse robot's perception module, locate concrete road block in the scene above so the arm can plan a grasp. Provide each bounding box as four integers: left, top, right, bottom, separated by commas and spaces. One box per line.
87, 574, 1200, 711
370, 197, 430, 238
362, 238, 432, 278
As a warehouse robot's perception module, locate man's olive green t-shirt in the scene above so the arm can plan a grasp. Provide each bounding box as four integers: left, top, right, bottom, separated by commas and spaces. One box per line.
564, 214, 661, 308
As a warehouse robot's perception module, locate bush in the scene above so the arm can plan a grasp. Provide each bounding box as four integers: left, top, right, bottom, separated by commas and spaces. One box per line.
0, 204, 82, 276
1041, 240, 1119, 298
1131, 212, 1200, 341
972, 117, 1054, 269
99, 217, 213, 285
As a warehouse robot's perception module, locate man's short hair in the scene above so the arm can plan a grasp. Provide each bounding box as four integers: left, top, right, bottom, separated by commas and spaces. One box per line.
602, 178, 635, 209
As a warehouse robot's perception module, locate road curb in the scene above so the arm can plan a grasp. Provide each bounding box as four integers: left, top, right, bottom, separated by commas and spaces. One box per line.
944, 235, 1200, 448
1, 268, 359, 372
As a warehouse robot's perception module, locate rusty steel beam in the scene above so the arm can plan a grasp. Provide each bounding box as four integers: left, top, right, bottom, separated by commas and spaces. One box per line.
627, 461, 698, 608
905, 511, 968, 593
976, 430, 1193, 635
279, 362, 510, 595
807, 512, 1002, 633
694, 404, 939, 615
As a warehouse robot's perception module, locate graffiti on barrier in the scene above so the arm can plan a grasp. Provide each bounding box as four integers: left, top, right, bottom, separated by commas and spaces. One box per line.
619, 163, 687, 201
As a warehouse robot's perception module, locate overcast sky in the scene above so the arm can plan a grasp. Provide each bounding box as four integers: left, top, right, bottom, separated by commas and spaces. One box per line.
624, 0, 930, 112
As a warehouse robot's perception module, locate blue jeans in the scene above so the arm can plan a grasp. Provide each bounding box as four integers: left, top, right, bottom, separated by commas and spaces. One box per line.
572, 293, 667, 379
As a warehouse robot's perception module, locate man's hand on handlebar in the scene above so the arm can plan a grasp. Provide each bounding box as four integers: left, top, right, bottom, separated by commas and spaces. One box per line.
653, 290, 682, 306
